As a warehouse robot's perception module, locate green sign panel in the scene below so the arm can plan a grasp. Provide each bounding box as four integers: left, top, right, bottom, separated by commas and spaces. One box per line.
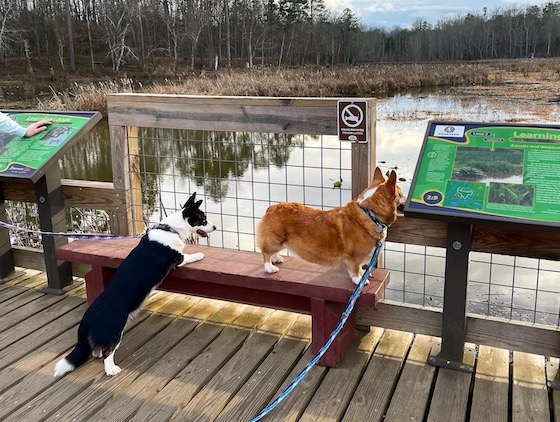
405, 121, 560, 231
0, 111, 101, 182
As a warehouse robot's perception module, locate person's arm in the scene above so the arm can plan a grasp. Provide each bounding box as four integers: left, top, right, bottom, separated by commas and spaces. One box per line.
0, 112, 26, 137
0, 113, 52, 138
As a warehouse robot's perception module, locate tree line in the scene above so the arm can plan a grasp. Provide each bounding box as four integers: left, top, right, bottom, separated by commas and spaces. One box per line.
1, 0, 560, 74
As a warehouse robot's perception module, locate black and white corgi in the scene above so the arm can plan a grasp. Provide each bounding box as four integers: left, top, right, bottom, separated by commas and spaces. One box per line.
54, 192, 216, 377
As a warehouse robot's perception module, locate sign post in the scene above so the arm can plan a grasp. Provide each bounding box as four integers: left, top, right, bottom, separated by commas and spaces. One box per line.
406, 120, 560, 371
0, 110, 101, 293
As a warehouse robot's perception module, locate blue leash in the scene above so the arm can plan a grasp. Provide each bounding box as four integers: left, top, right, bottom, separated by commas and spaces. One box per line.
249, 240, 384, 422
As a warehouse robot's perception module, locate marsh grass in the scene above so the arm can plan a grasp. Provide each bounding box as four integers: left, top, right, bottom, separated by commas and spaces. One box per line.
39, 63, 492, 115
39, 79, 135, 116
38, 58, 560, 117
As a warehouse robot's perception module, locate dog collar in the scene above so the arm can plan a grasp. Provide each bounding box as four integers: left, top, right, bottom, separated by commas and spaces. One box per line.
360, 207, 388, 233
149, 224, 180, 236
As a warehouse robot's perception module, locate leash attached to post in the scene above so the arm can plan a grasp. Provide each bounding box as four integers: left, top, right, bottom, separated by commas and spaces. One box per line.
249, 238, 384, 422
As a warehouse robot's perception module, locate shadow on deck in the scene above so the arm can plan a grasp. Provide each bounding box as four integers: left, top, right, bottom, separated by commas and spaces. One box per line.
0, 268, 558, 422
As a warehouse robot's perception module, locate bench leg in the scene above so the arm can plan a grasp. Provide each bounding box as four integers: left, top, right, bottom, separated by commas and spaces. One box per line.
311, 298, 356, 367
84, 266, 115, 305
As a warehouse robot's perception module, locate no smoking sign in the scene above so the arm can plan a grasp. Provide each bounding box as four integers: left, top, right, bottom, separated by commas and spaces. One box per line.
337, 100, 368, 142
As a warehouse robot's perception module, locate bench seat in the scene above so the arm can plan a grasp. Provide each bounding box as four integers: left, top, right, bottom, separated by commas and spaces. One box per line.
56, 238, 390, 367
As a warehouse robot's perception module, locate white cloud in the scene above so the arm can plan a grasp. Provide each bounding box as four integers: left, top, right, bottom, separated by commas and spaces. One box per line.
326, 0, 550, 29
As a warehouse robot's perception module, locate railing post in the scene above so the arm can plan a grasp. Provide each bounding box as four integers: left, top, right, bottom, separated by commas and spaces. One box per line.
126, 126, 145, 234
110, 124, 143, 235
351, 99, 376, 198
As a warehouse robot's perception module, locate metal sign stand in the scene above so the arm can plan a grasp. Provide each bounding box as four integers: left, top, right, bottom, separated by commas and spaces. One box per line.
35, 166, 73, 294
428, 222, 475, 372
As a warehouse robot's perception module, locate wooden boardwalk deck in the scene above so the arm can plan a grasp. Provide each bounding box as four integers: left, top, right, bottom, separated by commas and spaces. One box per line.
0, 268, 559, 422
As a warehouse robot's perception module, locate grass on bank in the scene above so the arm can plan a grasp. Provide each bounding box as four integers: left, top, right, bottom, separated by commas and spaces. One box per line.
40, 62, 491, 116
37, 57, 560, 116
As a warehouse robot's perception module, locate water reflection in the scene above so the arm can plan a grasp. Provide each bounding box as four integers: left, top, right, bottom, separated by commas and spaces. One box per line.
60, 119, 112, 182
135, 129, 302, 218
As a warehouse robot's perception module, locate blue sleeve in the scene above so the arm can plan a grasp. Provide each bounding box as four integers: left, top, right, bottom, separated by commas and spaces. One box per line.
0, 112, 26, 137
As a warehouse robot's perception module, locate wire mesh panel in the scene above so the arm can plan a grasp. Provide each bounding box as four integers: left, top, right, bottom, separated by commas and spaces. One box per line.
6, 200, 111, 248
383, 242, 560, 326
131, 128, 353, 251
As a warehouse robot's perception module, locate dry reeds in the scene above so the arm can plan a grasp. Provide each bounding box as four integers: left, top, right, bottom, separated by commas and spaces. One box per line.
39, 63, 493, 115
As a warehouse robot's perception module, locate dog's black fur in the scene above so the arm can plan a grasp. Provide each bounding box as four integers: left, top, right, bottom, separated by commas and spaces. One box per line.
54, 193, 215, 377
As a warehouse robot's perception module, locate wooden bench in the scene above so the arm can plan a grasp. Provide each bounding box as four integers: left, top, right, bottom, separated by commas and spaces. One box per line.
56, 238, 390, 367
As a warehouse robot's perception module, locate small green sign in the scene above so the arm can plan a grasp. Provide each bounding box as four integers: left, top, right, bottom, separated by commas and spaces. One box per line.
405, 121, 560, 231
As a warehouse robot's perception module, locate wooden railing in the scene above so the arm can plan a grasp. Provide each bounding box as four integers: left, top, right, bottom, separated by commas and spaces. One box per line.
12, 94, 559, 361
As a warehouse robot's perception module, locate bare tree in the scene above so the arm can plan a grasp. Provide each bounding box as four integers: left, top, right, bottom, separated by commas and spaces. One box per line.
101, 3, 138, 73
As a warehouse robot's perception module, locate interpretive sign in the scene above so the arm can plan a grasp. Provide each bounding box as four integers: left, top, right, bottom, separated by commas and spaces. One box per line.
0, 110, 101, 183
405, 121, 560, 231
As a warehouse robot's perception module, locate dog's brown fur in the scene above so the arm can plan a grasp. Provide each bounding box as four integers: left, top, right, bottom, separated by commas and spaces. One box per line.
256, 167, 405, 285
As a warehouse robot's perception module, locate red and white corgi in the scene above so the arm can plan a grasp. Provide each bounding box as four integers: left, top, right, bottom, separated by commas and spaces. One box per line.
256, 167, 405, 285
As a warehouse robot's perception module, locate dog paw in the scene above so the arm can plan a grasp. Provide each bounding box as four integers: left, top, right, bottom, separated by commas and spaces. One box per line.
179, 252, 205, 266
264, 263, 280, 273
271, 254, 284, 264
352, 276, 370, 286
54, 359, 74, 377
105, 364, 122, 376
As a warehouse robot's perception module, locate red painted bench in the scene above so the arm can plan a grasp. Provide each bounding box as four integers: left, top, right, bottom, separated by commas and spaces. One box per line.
56, 238, 390, 367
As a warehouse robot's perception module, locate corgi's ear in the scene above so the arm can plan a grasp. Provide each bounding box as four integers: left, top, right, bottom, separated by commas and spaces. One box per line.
183, 192, 197, 209
194, 199, 203, 210
373, 167, 385, 184
387, 170, 397, 194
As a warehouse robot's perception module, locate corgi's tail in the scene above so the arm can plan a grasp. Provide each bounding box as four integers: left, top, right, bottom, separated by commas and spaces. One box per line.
54, 342, 90, 377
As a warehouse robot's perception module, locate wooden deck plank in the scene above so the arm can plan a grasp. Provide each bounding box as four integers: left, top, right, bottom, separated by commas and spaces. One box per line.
426, 343, 476, 422
342, 329, 414, 422
128, 327, 252, 422
263, 348, 328, 422
3, 313, 173, 422
0, 289, 45, 318
470, 345, 510, 422
47, 316, 199, 421
128, 307, 275, 422
549, 358, 560, 422
212, 336, 307, 422
0, 327, 78, 394
0, 309, 152, 421
87, 323, 232, 421
254, 316, 327, 422
194, 312, 302, 422
297, 328, 384, 422
66, 301, 250, 422
0, 299, 85, 370
383, 334, 439, 422
512, 351, 549, 422
0, 283, 30, 303
0, 293, 82, 350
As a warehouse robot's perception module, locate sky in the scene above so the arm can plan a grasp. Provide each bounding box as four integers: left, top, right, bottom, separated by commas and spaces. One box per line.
324, 0, 548, 29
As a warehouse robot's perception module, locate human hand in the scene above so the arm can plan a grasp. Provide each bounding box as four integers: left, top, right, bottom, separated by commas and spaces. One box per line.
24, 120, 52, 137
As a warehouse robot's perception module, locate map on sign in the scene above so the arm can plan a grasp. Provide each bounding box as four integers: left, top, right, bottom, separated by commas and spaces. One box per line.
404, 121, 560, 231
0, 111, 101, 182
